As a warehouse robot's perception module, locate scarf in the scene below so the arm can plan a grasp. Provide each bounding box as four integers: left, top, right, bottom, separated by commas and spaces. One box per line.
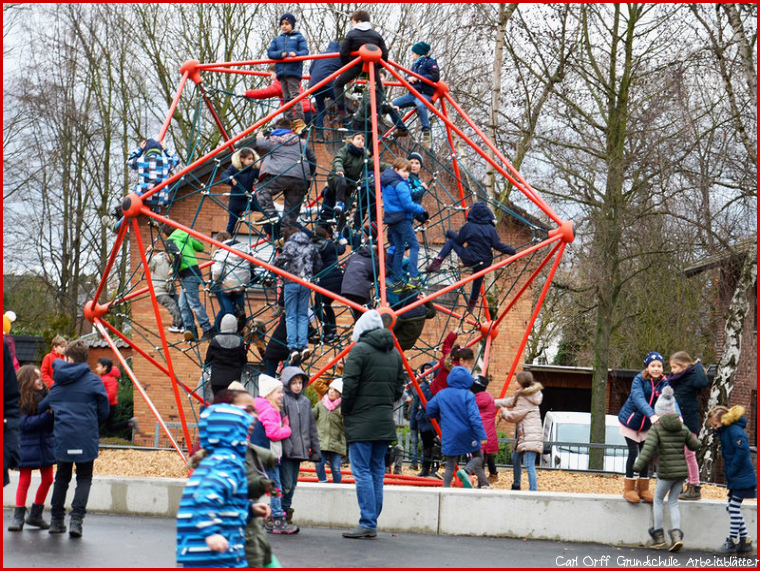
322, 393, 341, 412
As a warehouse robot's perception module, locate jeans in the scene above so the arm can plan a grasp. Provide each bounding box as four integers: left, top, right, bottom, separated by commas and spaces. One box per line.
279, 76, 304, 121
315, 451, 343, 483
50, 460, 94, 520
392, 92, 433, 131
178, 273, 211, 333
348, 441, 388, 530
155, 293, 182, 328
653, 478, 684, 530
268, 463, 284, 518
409, 429, 419, 466
284, 282, 310, 350
313, 85, 336, 129
279, 458, 301, 512
213, 290, 245, 331
388, 220, 419, 281
513, 450, 538, 491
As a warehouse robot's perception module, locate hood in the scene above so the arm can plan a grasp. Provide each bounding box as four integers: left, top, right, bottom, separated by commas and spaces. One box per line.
220, 313, 238, 334
658, 413, 685, 433
352, 309, 385, 343
517, 382, 544, 405
281, 366, 308, 398
354, 22, 372, 32
466, 202, 496, 225
144, 138, 163, 156
358, 327, 396, 352
103, 366, 121, 381
231, 148, 259, 170
52, 361, 92, 386
325, 41, 341, 53
447, 366, 474, 390
722, 406, 748, 429
286, 231, 312, 249
380, 168, 402, 187
198, 403, 254, 457
270, 130, 301, 146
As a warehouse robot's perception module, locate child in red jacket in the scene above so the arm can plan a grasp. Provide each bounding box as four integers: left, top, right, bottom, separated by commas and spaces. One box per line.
94, 358, 139, 434
40, 335, 67, 389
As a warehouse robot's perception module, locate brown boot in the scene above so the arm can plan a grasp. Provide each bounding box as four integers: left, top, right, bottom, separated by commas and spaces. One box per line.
623, 477, 640, 503
679, 483, 701, 501
637, 478, 654, 504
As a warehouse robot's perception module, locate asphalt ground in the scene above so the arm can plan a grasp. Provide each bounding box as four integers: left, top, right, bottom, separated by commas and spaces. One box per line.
3, 510, 755, 568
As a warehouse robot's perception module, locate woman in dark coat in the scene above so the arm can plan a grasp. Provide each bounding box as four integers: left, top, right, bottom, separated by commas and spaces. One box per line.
313, 225, 346, 342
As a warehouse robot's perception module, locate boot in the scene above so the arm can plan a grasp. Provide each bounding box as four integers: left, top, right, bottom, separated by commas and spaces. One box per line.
285, 508, 294, 525
69, 516, 83, 538
417, 451, 432, 477
511, 482, 521, 490
263, 516, 274, 533
7, 507, 26, 531
679, 483, 701, 501
25, 504, 50, 529
637, 478, 654, 504
736, 537, 754, 555
421, 129, 432, 147
48, 516, 67, 534
647, 527, 667, 549
426, 257, 443, 273
668, 529, 684, 552
272, 515, 299, 535
623, 477, 640, 503
714, 537, 737, 555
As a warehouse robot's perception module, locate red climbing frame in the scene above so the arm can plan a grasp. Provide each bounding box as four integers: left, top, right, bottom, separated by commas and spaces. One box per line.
86, 45, 574, 477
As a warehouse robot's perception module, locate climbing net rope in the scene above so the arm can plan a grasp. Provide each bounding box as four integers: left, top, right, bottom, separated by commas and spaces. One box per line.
87, 47, 574, 469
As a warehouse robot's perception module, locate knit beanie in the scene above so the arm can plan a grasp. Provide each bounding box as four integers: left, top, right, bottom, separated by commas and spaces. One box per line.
407, 151, 424, 165
227, 381, 246, 392
220, 313, 238, 334
411, 41, 430, 56
329, 378, 343, 394
144, 138, 163, 157
654, 385, 677, 416
644, 351, 663, 367
280, 12, 296, 27
257, 374, 282, 398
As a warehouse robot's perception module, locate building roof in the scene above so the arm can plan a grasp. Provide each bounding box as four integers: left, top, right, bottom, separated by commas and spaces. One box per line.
11, 335, 46, 363
684, 235, 757, 277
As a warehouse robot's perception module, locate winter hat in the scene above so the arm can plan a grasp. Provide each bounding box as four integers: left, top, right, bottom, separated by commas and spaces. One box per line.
227, 381, 246, 392
654, 385, 677, 416
411, 42, 430, 56
329, 378, 343, 394
407, 151, 424, 165
644, 351, 664, 367
3, 311, 16, 335
280, 12, 296, 27
471, 375, 489, 393
257, 374, 282, 398
144, 138, 163, 156
220, 313, 238, 334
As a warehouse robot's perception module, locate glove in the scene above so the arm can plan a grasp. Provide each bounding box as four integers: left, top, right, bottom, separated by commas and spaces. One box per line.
309, 451, 322, 463
282, 416, 290, 428
445, 229, 457, 240
236, 90, 249, 98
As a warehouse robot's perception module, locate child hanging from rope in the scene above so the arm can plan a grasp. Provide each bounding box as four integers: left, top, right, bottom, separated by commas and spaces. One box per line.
425, 201, 516, 313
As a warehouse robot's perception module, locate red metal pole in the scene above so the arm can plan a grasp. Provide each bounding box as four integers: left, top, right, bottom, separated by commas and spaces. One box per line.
158, 70, 191, 142
91, 214, 130, 310
367, 63, 388, 307
438, 97, 468, 209
198, 83, 232, 143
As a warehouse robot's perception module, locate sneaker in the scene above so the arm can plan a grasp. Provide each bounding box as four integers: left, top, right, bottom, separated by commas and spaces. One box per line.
289, 350, 301, 364
253, 214, 279, 225
334, 201, 345, 215
421, 129, 432, 147
344, 90, 363, 103
714, 537, 738, 555
183, 330, 196, 342
406, 277, 422, 290
274, 237, 285, 248
391, 281, 408, 294
299, 347, 311, 361
272, 305, 284, 318
315, 131, 325, 143
101, 214, 116, 231
323, 333, 338, 343
342, 525, 377, 539
168, 325, 183, 333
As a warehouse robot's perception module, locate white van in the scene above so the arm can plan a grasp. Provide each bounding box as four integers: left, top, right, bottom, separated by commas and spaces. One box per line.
540, 411, 626, 473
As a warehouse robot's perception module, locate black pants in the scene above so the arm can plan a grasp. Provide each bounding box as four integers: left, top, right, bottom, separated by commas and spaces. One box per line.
625, 437, 648, 478
104, 405, 130, 432
50, 460, 94, 520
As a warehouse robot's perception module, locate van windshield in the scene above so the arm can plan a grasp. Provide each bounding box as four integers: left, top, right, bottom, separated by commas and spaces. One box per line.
556, 423, 626, 445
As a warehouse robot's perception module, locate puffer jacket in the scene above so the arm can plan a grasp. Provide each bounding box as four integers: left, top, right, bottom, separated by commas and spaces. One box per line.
313, 236, 346, 294
714, 406, 756, 492
340, 246, 377, 303
475, 391, 499, 455
274, 231, 323, 282
633, 413, 700, 480
177, 404, 254, 569
342, 311, 405, 443
253, 396, 292, 460
147, 249, 176, 296
19, 391, 56, 469
408, 55, 440, 96
99, 365, 121, 406
281, 367, 321, 461
222, 149, 260, 197
328, 143, 376, 185
340, 23, 388, 64
495, 383, 544, 454
618, 373, 669, 433
254, 130, 316, 182
444, 202, 515, 267
667, 362, 710, 434
38, 361, 109, 463
212, 239, 253, 293
204, 333, 247, 391
381, 168, 425, 222
313, 396, 346, 456
267, 30, 309, 78
426, 367, 486, 456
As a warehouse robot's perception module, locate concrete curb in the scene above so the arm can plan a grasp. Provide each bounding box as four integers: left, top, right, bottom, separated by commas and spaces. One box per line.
4, 472, 755, 551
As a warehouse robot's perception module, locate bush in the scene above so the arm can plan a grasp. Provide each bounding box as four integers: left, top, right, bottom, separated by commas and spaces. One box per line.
99, 373, 135, 441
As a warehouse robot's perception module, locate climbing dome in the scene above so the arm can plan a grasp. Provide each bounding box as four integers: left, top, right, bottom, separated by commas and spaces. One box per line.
87, 45, 573, 462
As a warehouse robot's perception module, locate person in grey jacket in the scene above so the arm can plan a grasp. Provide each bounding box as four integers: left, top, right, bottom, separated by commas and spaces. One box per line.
279, 366, 321, 526
253, 117, 317, 231
146, 244, 183, 333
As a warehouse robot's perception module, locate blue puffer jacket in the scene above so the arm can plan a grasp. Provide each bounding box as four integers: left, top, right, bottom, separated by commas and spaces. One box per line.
39, 361, 109, 463
410, 55, 440, 96
445, 202, 516, 267
309, 41, 341, 90
177, 404, 254, 568
426, 367, 486, 456
267, 30, 309, 79
617, 373, 670, 433
19, 393, 56, 469
381, 169, 424, 222
715, 406, 757, 493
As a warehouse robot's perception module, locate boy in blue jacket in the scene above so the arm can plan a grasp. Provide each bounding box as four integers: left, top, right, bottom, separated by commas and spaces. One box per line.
382, 158, 429, 293
425, 366, 489, 488
267, 13, 309, 131
392, 42, 440, 147
426, 202, 516, 312
38, 340, 110, 538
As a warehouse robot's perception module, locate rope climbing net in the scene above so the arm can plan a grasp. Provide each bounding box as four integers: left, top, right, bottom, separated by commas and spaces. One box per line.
86, 46, 574, 471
